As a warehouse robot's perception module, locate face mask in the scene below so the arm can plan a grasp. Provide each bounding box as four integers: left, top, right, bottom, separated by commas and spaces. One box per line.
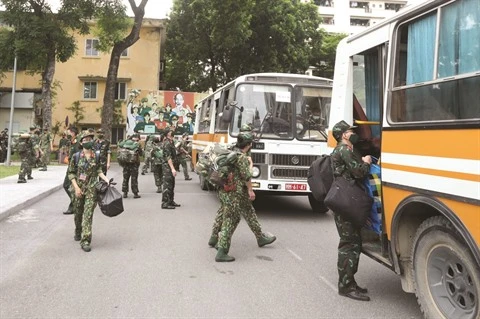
348, 133, 360, 144
82, 141, 94, 149
98, 134, 104, 139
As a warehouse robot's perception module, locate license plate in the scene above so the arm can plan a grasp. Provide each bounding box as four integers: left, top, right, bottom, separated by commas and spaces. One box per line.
285, 183, 307, 191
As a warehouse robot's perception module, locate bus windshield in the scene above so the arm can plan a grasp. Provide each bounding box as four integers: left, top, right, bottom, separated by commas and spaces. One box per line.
294, 86, 331, 141
232, 83, 294, 139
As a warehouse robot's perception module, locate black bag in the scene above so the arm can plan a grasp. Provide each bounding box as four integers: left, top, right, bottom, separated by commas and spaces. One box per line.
307, 154, 334, 201
324, 176, 373, 227
98, 186, 124, 217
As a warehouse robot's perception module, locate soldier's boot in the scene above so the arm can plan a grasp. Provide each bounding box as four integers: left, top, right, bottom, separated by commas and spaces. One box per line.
17, 178, 27, 183
156, 187, 162, 193
257, 234, 277, 247
208, 235, 218, 247
123, 192, 128, 198
171, 201, 181, 207
185, 177, 192, 181
215, 248, 235, 262
141, 171, 146, 175
39, 167, 47, 171
161, 203, 175, 209
81, 244, 91, 252
74, 233, 81, 241
27, 175, 33, 180
133, 193, 141, 199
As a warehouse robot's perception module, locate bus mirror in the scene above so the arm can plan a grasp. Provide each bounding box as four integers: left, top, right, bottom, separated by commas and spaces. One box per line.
221, 101, 240, 123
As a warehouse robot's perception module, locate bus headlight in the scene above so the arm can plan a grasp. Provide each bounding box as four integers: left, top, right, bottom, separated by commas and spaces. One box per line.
252, 166, 261, 178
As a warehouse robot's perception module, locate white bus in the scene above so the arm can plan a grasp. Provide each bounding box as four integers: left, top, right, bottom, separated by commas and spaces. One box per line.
192, 73, 333, 212
329, 0, 479, 318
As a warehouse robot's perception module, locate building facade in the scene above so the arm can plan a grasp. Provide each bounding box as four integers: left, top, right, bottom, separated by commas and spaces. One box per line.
315, 0, 408, 34
0, 18, 166, 144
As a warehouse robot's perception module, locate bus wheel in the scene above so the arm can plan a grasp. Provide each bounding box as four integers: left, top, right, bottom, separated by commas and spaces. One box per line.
308, 194, 329, 214
199, 174, 209, 191
412, 216, 480, 319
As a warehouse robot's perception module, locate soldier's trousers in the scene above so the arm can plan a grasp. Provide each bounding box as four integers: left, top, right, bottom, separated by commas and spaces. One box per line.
217, 190, 242, 250
211, 191, 262, 239
179, 157, 190, 179
152, 164, 163, 188
18, 157, 30, 180
161, 163, 175, 205
40, 148, 49, 168
334, 213, 362, 293
122, 163, 140, 194
72, 189, 97, 247
63, 173, 74, 213
142, 156, 152, 173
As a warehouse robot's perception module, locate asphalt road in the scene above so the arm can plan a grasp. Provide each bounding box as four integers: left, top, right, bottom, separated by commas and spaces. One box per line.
0, 165, 423, 318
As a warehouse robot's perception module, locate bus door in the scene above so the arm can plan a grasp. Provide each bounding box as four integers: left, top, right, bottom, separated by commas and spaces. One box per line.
213, 86, 233, 144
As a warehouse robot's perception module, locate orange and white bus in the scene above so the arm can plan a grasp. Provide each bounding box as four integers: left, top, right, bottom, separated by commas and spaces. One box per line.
329, 0, 479, 317
192, 73, 333, 212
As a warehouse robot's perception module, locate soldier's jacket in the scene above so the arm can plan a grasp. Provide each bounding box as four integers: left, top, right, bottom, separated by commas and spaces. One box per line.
67, 151, 103, 194
39, 132, 51, 150
150, 144, 164, 165
68, 137, 81, 160
144, 139, 154, 156
30, 133, 40, 152
177, 140, 190, 158
94, 139, 111, 166
16, 139, 33, 158
331, 142, 370, 182
161, 139, 177, 165
222, 152, 251, 194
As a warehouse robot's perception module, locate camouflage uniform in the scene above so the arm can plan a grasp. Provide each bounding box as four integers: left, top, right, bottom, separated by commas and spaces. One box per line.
29, 128, 40, 173
161, 136, 177, 207
331, 121, 370, 294
122, 148, 142, 196
67, 150, 103, 248
16, 135, 33, 182
141, 137, 154, 174
39, 130, 51, 170
0, 129, 8, 163
63, 135, 80, 214
150, 140, 164, 193
177, 138, 191, 180
94, 138, 111, 175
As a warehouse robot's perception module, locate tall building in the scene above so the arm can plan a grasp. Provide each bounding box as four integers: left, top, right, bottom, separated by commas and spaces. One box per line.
315, 0, 408, 34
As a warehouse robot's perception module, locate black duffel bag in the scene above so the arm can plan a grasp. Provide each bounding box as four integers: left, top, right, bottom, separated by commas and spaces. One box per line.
324, 176, 373, 227
97, 179, 124, 217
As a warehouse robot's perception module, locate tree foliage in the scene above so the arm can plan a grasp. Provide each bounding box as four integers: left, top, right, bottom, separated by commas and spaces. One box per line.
310, 32, 347, 79
165, 0, 324, 91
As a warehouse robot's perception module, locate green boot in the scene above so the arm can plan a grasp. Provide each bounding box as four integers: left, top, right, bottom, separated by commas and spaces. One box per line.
208, 235, 218, 247
215, 248, 235, 262
257, 234, 277, 247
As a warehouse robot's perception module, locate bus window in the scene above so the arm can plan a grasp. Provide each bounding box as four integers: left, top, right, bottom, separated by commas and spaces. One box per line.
294, 86, 331, 141
215, 86, 233, 132
391, 1, 480, 123
198, 99, 212, 133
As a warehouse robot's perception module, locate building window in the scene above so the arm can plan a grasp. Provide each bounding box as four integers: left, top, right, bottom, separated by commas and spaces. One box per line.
85, 39, 99, 56
83, 82, 97, 99
121, 48, 128, 57
315, 0, 332, 6
111, 127, 124, 145
350, 18, 370, 26
115, 82, 127, 100
385, 3, 404, 11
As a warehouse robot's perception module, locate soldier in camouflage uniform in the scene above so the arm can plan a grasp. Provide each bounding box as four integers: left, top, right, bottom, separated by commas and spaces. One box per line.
38, 127, 52, 171
63, 126, 80, 215
330, 120, 372, 301
161, 129, 180, 209
0, 128, 8, 163
150, 136, 164, 193
141, 135, 154, 175
120, 134, 143, 198
215, 132, 276, 262
16, 133, 33, 183
68, 132, 110, 252
94, 128, 111, 175
28, 125, 40, 176
177, 133, 192, 180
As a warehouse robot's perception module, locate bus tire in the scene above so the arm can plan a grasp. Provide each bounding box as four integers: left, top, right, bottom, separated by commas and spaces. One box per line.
199, 174, 209, 191
308, 194, 329, 214
412, 216, 480, 319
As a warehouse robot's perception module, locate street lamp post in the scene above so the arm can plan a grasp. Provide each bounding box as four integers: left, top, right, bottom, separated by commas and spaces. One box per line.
6, 55, 18, 166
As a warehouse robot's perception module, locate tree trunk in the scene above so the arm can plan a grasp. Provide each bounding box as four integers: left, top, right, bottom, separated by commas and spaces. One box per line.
41, 49, 56, 131
101, 50, 121, 141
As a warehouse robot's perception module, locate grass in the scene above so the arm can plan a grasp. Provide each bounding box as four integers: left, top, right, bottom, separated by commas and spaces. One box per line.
0, 165, 20, 179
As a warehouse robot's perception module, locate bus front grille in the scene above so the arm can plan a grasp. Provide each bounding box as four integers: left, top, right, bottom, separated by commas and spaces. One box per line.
251, 153, 267, 164
271, 167, 309, 180
270, 154, 318, 166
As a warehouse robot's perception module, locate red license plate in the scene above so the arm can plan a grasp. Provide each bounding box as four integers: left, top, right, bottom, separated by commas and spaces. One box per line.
285, 183, 307, 191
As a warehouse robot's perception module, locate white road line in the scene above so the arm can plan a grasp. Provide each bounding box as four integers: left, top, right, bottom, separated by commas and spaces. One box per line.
287, 248, 303, 261
317, 274, 337, 292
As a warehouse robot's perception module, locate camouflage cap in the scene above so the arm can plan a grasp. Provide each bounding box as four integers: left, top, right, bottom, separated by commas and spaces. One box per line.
29, 125, 36, 130
78, 132, 95, 142
240, 123, 253, 132
332, 120, 356, 142
237, 131, 254, 145
131, 133, 140, 140
96, 128, 104, 134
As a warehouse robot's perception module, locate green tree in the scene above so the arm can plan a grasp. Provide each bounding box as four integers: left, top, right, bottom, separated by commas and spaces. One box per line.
66, 100, 85, 126
310, 32, 347, 79
165, 0, 322, 92
0, 0, 97, 131
94, 0, 148, 141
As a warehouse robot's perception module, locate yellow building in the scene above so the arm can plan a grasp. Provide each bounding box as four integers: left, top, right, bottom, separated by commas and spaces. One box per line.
0, 18, 166, 144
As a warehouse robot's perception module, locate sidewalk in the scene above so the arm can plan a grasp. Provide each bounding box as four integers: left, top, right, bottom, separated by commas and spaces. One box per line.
0, 164, 67, 221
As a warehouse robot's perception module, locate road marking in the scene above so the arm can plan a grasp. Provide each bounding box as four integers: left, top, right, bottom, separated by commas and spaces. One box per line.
287, 248, 303, 261
317, 274, 337, 292
6, 209, 38, 223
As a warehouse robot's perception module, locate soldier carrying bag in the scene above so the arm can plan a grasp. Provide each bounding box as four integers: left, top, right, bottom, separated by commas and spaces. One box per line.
324, 176, 373, 227
96, 179, 124, 217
